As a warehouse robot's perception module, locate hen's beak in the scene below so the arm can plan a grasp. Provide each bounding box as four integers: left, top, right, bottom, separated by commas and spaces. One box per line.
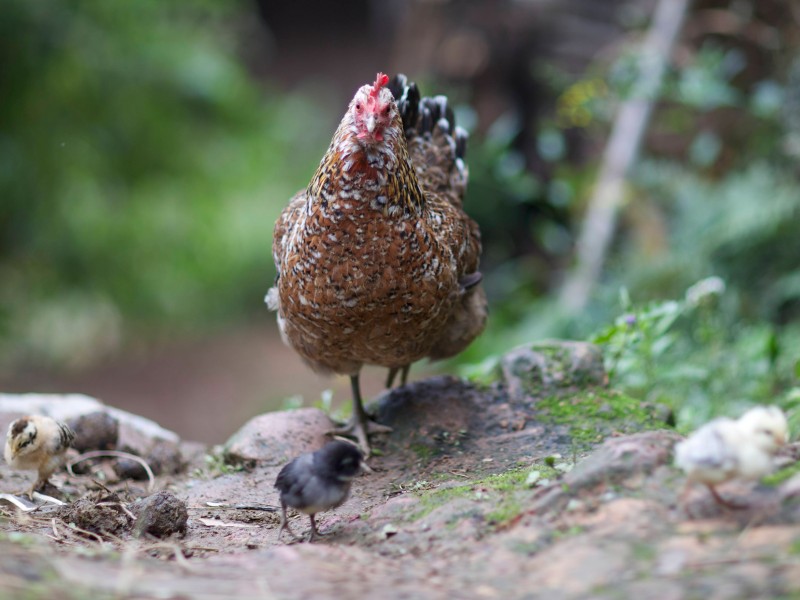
365, 114, 376, 134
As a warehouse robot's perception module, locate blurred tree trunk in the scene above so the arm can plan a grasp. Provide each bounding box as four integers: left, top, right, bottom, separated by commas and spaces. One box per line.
559, 0, 692, 312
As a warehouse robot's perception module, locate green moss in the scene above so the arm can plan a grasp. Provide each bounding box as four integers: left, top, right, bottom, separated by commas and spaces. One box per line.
410, 443, 436, 463
631, 541, 657, 562
537, 389, 667, 449
408, 465, 559, 527
789, 537, 800, 556
485, 496, 523, 526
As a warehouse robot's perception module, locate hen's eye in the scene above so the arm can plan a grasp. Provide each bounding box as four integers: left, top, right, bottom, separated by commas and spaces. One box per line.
382, 106, 390, 115
355, 103, 363, 112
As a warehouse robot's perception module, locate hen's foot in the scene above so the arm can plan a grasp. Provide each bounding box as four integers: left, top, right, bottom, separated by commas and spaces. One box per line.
329, 417, 392, 456
329, 374, 393, 455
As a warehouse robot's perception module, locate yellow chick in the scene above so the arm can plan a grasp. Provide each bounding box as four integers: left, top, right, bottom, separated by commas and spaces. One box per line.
675, 405, 788, 508
4, 415, 75, 498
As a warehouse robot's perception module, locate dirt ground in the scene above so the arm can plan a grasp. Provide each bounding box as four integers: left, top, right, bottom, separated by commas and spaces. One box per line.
1, 342, 800, 600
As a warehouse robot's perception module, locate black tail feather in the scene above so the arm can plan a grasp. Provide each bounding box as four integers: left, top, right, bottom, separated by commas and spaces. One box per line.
390, 73, 467, 155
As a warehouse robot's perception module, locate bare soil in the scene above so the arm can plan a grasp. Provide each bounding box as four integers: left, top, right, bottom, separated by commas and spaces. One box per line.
1, 345, 800, 599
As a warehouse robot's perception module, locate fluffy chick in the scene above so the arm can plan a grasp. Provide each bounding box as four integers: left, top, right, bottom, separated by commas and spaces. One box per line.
674, 405, 788, 508
274, 440, 367, 543
4, 415, 75, 498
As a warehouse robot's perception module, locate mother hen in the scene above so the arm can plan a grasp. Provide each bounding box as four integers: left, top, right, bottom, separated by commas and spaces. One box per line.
267, 73, 487, 453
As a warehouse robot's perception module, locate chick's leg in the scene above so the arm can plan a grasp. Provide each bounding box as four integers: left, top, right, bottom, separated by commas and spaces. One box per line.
307, 514, 320, 543
277, 502, 300, 543
330, 374, 392, 455
706, 484, 747, 510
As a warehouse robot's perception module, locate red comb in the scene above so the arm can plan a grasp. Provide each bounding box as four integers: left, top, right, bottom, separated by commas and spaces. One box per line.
370, 73, 389, 98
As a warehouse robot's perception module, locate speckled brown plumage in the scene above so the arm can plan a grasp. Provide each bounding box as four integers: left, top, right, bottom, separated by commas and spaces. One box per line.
267, 73, 487, 452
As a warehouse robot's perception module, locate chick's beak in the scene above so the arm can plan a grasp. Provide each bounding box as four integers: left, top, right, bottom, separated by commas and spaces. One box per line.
360, 460, 374, 474
8, 441, 22, 459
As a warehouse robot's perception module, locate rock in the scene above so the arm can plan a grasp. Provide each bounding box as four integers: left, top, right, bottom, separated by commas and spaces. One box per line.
224, 408, 334, 466
132, 491, 188, 538
377, 376, 478, 431
534, 430, 683, 511
565, 430, 683, 488
68, 411, 119, 452
376, 376, 482, 456
114, 440, 184, 480
499, 341, 606, 401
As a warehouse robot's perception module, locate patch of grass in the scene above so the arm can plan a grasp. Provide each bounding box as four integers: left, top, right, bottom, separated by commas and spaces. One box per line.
408, 464, 561, 527
631, 541, 657, 562
762, 460, 800, 487
409, 443, 437, 463
507, 539, 545, 556
0, 531, 39, 547
193, 451, 245, 479
552, 525, 585, 539
485, 496, 523, 526
789, 537, 800, 556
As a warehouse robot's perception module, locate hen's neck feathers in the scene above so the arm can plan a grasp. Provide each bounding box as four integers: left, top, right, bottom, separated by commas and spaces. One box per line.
307, 109, 424, 217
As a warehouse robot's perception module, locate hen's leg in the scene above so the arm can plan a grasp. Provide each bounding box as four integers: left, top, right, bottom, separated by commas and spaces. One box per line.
330, 374, 392, 455
385, 365, 411, 388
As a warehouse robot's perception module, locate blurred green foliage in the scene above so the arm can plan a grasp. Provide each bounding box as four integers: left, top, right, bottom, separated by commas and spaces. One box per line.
459, 19, 800, 430
0, 0, 330, 367
3, 0, 799, 436
593, 281, 800, 434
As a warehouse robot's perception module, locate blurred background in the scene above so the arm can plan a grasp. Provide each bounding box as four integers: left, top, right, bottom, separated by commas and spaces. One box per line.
2, 0, 799, 443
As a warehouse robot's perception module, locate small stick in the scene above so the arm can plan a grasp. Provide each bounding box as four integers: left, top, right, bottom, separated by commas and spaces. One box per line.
67, 450, 155, 492
65, 522, 108, 544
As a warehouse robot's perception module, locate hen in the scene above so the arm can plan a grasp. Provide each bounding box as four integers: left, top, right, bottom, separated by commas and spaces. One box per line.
267, 73, 487, 453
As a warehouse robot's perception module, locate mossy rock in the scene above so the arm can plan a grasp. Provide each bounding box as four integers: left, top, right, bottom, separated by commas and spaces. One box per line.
499, 341, 606, 401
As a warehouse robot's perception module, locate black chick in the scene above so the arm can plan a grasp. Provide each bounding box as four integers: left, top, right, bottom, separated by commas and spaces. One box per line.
274, 440, 367, 543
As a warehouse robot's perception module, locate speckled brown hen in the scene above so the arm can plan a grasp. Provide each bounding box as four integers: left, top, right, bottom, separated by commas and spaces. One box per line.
267, 73, 487, 453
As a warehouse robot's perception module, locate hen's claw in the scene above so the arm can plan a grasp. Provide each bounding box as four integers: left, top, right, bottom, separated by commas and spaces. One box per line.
329, 375, 392, 455
329, 418, 392, 456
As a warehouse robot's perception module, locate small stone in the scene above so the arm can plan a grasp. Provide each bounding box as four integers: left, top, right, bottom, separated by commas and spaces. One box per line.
381, 523, 399, 539
113, 441, 184, 480
525, 471, 541, 487
132, 490, 188, 538
68, 411, 119, 452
